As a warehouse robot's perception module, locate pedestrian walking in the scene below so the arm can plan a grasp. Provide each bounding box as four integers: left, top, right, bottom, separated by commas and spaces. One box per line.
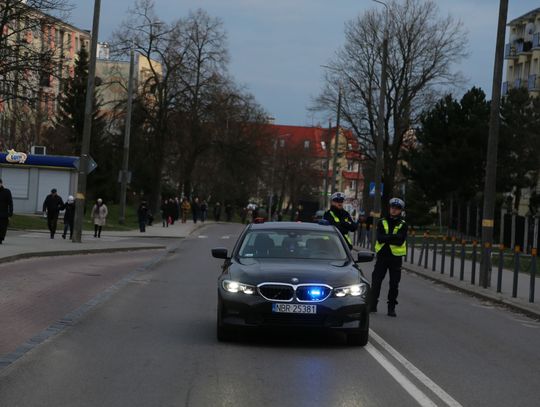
137, 200, 149, 232
43, 188, 64, 239
192, 197, 200, 223
0, 179, 13, 244
370, 198, 408, 317
91, 198, 108, 238
200, 200, 208, 222
167, 198, 176, 225
213, 201, 222, 222
225, 203, 233, 222
161, 198, 168, 227
323, 192, 358, 250
61, 195, 75, 239
174, 197, 180, 222
181, 198, 191, 223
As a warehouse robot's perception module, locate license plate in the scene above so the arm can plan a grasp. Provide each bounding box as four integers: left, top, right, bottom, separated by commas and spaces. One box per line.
272, 303, 317, 314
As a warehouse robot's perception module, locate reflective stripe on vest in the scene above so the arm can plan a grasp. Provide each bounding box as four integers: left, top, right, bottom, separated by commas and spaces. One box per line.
375, 219, 407, 256
330, 211, 352, 246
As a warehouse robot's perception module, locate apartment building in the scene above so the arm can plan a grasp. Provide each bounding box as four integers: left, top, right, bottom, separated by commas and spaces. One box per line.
503, 7, 540, 215
0, 4, 90, 149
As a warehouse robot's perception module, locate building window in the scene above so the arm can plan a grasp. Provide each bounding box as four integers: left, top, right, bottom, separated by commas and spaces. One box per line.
347, 143, 353, 151
321, 141, 326, 150
279, 139, 285, 148
347, 161, 354, 171
304, 140, 310, 149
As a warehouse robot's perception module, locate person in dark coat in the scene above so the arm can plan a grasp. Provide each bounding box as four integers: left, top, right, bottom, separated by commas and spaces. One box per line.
200, 200, 208, 222
213, 202, 222, 222
137, 200, 149, 232
0, 179, 14, 244
161, 199, 168, 227
167, 198, 177, 225
61, 195, 75, 239
323, 192, 357, 249
225, 203, 233, 222
43, 188, 64, 239
192, 197, 200, 223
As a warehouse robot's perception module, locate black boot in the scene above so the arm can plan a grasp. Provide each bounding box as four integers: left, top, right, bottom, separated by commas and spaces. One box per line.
387, 304, 397, 317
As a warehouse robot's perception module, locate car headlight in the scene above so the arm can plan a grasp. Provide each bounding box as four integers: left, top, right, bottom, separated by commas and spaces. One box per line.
222, 280, 256, 295
334, 283, 368, 298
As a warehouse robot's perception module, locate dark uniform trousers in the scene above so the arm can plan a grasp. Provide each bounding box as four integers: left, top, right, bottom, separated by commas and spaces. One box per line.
371, 255, 402, 306
0, 218, 8, 241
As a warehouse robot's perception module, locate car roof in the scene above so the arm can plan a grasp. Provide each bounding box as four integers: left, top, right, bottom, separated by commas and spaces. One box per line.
249, 221, 334, 232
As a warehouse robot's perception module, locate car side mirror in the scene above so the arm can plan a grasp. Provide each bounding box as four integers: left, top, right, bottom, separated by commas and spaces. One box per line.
212, 248, 229, 259
356, 251, 374, 263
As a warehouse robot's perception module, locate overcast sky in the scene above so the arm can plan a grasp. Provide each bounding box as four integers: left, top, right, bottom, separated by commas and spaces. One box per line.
68, 0, 539, 126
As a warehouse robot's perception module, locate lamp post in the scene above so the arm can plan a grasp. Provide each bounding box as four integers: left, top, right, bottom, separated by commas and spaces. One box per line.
372, 0, 389, 249
72, 0, 101, 243
331, 86, 342, 194
480, 0, 509, 287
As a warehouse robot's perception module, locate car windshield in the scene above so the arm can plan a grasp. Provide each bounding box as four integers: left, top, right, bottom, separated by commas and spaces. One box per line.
238, 229, 348, 260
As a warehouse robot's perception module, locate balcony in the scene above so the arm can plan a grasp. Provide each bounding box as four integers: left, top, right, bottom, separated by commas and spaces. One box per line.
514, 78, 523, 89
505, 43, 518, 59
534, 33, 540, 49
528, 74, 539, 91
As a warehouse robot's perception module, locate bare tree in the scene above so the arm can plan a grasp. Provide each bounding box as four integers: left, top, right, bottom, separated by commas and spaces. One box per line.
315, 0, 467, 203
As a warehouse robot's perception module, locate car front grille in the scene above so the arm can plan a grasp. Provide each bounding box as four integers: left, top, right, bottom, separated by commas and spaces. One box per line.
258, 284, 294, 301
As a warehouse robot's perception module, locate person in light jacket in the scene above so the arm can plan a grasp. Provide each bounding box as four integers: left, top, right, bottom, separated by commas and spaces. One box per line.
91, 198, 108, 238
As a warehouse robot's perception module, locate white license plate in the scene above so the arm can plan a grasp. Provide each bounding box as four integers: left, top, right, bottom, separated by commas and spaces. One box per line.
272, 303, 317, 314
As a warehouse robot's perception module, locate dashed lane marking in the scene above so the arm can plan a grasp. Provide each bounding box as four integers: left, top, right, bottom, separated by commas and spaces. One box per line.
221, 235, 231, 239
369, 330, 463, 407
197, 235, 208, 239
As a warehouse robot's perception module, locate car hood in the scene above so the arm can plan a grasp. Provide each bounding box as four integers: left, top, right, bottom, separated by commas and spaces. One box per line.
229, 258, 363, 287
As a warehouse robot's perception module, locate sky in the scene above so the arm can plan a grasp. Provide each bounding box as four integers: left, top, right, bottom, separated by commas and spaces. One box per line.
68, 0, 540, 126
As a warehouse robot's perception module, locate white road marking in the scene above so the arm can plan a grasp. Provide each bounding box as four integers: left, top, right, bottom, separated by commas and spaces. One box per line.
522, 323, 540, 329
221, 235, 231, 239
365, 343, 438, 407
198, 235, 208, 239
370, 330, 463, 407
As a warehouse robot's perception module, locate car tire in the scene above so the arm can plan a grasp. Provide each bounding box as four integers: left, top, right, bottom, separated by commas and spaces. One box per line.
347, 329, 369, 346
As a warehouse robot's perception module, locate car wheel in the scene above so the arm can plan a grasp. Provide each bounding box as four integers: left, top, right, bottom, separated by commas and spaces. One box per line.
347, 329, 369, 346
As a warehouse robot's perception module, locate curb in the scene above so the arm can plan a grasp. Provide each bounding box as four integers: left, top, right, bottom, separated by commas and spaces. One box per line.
403, 264, 540, 320
0, 246, 168, 265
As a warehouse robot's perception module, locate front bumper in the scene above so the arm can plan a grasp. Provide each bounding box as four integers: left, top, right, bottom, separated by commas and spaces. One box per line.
218, 290, 369, 332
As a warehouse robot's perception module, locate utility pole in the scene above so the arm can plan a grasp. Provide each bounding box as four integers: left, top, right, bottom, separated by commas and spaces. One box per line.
119, 45, 136, 224
331, 87, 342, 194
480, 0, 508, 287
323, 120, 332, 208
72, 0, 101, 243
372, 0, 389, 249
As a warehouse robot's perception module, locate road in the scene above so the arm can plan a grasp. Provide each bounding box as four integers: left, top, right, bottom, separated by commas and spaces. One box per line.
0, 223, 539, 407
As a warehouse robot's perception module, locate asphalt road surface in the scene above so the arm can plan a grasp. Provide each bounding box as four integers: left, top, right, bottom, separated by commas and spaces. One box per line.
0, 223, 539, 407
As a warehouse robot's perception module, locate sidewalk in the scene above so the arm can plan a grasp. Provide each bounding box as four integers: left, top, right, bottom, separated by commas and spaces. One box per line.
0, 220, 208, 264
402, 246, 540, 319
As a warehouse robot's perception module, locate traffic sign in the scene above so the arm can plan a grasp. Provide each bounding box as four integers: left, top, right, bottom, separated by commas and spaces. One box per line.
369, 182, 383, 197
73, 156, 98, 174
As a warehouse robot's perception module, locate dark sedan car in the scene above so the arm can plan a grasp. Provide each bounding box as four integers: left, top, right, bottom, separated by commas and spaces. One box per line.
212, 221, 374, 346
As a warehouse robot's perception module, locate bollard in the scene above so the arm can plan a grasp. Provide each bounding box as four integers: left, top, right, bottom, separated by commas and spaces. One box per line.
432, 239, 438, 271
441, 236, 447, 274
423, 234, 429, 269
411, 231, 416, 265
450, 237, 456, 277
529, 248, 537, 303
471, 241, 477, 285
460, 240, 466, 281
418, 233, 426, 267
497, 244, 504, 293
512, 245, 520, 298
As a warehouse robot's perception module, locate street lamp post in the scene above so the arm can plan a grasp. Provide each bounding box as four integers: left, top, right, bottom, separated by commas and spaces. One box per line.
372, 0, 389, 249
72, 0, 101, 243
480, 0, 509, 287
331, 87, 342, 194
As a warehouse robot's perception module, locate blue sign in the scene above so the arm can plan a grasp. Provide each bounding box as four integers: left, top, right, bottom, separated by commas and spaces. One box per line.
369, 182, 383, 197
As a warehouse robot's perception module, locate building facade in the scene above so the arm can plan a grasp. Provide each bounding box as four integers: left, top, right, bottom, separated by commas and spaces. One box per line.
504, 8, 540, 215
0, 3, 90, 150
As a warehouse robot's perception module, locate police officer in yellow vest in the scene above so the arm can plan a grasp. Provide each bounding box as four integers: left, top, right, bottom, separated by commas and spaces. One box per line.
323, 192, 358, 249
371, 198, 407, 317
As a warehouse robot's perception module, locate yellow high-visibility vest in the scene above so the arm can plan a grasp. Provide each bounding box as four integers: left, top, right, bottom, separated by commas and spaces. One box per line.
375, 219, 407, 256
329, 210, 353, 246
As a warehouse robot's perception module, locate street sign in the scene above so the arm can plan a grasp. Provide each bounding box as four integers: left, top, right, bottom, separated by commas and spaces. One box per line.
73, 156, 98, 174
369, 182, 383, 197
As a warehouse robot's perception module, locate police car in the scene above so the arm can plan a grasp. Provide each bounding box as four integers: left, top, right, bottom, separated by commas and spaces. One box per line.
212, 221, 374, 345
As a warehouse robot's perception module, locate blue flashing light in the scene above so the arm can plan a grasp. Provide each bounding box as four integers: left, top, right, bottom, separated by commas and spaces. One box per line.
308, 288, 323, 299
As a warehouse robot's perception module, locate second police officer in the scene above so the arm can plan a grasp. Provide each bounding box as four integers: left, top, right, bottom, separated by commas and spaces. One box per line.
323, 192, 358, 250
370, 198, 408, 317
